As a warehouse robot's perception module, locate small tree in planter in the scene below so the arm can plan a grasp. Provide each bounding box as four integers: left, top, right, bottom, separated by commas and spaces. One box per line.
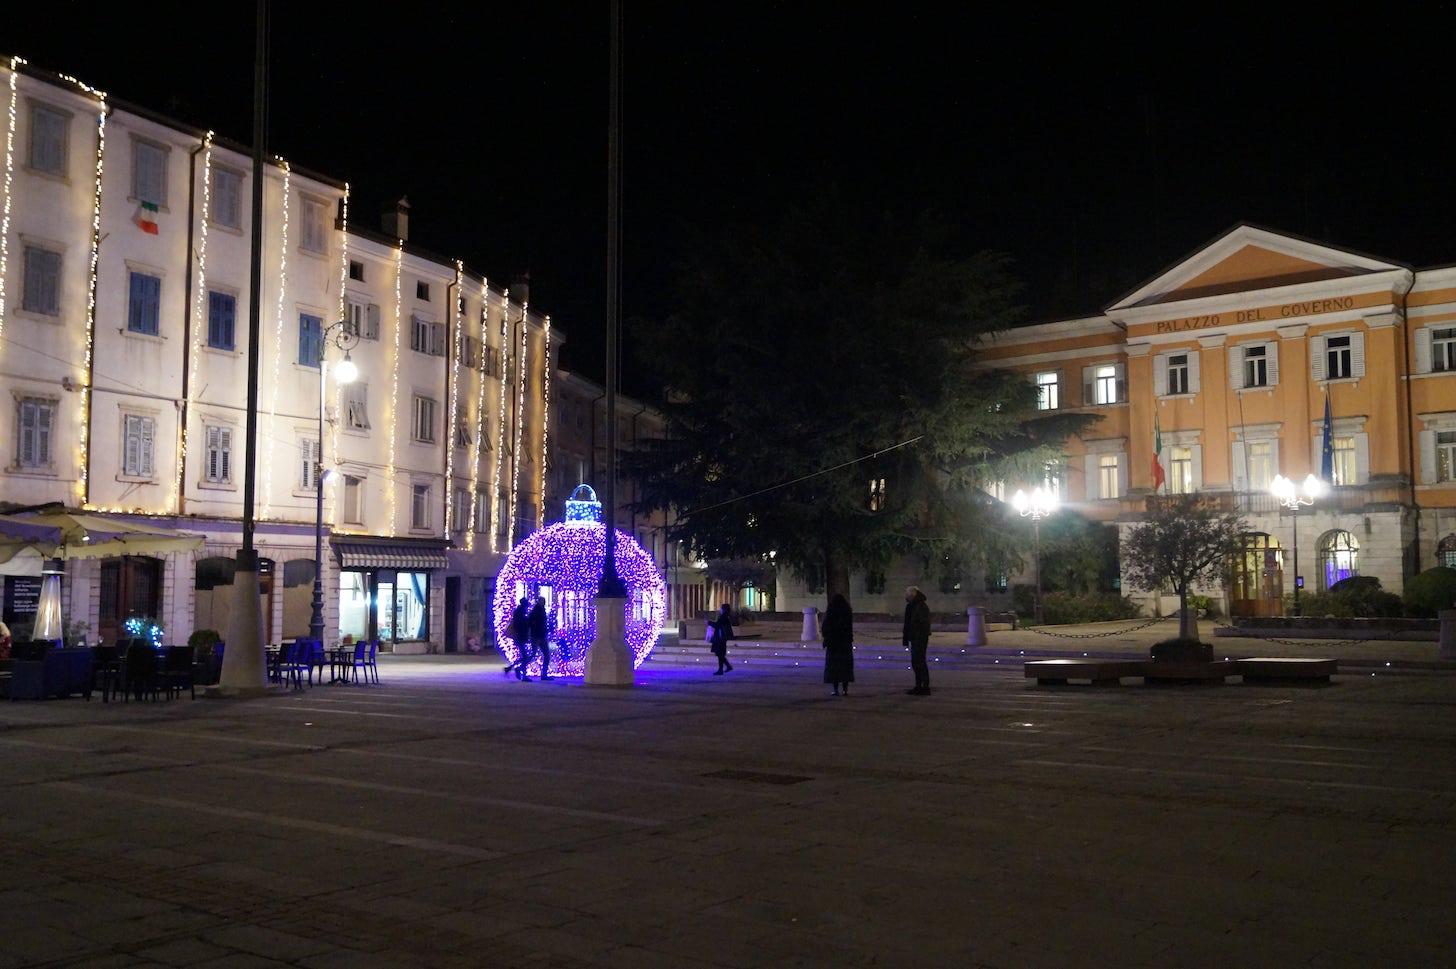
1122, 494, 1244, 644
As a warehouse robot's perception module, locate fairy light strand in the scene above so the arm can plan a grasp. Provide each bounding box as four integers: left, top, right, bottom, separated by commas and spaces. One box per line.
330, 184, 350, 472
170, 131, 214, 512
443, 259, 465, 536
539, 316, 552, 526
260, 159, 290, 519
0, 57, 24, 353
75, 80, 106, 505
490, 290, 510, 552
508, 301, 529, 547
387, 239, 403, 533
465, 278, 489, 552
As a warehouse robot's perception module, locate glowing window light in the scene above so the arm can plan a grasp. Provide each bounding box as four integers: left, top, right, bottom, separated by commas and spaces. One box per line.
387, 239, 403, 533
493, 486, 666, 677
465, 277, 489, 552
444, 259, 464, 535
490, 290, 511, 552
170, 131, 213, 513
508, 301, 529, 547
75, 81, 106, 505
260, 159, 290, 520
0, 57, 23, 352
540, 316, 551, 525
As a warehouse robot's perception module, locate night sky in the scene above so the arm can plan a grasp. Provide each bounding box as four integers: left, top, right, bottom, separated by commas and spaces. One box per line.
8, 5, 1456, 393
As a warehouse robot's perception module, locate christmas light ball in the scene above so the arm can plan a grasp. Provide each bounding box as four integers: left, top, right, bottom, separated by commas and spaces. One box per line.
493, 486, 666, 677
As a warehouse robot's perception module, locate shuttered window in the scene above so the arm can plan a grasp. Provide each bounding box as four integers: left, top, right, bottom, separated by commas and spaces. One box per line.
29, 103, 68, 175
17, 397, 56, 468
205, 425, 233, 483
122, 414, 155, 477
22, 246, 61, 316
213, 168, 243, 229
299, 438, 321, 490
298, 313, 322, 367
127, 271, 161, 335
208, 291, 236, 349
132, 140, 167, 206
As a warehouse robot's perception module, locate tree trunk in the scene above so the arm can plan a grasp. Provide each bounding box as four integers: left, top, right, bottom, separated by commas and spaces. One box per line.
824, 550, 851, 603
1178, 587, 1197, 641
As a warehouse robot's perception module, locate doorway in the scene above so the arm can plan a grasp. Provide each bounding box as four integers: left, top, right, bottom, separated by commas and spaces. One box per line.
98, 555, 164, 645
1231, 533, 1284, 617
445, 576, 460, 653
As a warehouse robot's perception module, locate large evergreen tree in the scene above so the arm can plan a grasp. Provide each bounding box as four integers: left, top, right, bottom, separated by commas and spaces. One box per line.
628, 200, 1097, 598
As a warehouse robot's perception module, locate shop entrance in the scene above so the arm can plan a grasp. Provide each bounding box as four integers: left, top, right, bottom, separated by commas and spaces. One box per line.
339, 569, 432, 646
1231, 533, 1284, 617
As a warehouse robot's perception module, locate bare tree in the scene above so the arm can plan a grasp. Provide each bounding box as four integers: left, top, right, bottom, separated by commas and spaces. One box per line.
1122, 494, 1244, 640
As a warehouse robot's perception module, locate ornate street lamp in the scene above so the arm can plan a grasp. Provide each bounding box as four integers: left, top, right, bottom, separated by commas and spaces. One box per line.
1270, 473, 1325, 616
1012, 486, 1059, 625
308, 320, 360, 645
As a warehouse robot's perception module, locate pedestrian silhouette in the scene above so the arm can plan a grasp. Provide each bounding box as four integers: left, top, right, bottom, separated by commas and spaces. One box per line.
822, 593, 854, 696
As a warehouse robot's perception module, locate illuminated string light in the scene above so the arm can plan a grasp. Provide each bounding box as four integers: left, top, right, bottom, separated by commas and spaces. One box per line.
490, 290, 510, 552
492, 488, 665, 677
387, 239, 403, 533
260, 159, 290, 520
0, 56, 23, 353
465, 278, 489, 552
508, 300, 529, 547
444, 259, 464, 535
75, 80, 106, 505
540, 315, 551, 525
170, 131, 213, 513
330, 183, 350, 470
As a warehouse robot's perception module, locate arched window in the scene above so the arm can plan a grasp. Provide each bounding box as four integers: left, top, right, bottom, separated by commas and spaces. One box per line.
1438, 534, 1456, 569
1318, 530, 1359, 591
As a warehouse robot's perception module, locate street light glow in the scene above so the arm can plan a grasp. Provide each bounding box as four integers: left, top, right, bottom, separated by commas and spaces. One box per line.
334, 353, 358, 385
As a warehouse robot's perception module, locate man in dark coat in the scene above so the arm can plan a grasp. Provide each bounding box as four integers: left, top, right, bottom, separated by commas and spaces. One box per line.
529, 595, 552, 681
903, 586, 931, 695
510, 596, 533, 679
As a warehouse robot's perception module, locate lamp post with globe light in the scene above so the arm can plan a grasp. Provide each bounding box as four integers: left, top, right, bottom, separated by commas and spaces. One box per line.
1012, 486, 1058, 624
308, 320, 360, 645
1270, 473, 1325, 616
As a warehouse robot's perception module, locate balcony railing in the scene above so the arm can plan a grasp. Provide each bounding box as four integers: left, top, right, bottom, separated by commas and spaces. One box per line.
1126, 482, 1412, 517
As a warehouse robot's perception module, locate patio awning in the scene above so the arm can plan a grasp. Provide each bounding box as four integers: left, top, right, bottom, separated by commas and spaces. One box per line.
332, 538, 449, 571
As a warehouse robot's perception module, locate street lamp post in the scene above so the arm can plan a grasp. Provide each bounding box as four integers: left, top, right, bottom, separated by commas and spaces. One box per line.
308, 320, 360, 645
1012, 486, 1059, 625
1271, 473, 1325, 616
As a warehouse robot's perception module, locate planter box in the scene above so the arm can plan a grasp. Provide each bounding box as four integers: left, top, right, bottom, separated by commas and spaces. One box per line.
1220, 617, 1438, 641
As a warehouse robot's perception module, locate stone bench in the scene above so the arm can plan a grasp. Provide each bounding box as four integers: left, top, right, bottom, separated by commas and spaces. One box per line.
1025, 659, 1146, 685
1237, 657, 1337, 683
1143, 660, 1238, 683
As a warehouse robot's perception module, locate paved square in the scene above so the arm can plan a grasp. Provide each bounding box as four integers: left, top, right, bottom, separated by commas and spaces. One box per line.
1, 651, 1453, 968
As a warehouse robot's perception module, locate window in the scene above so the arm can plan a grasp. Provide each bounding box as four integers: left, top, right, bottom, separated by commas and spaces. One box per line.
452, 489, 469, 534
416, 281, 431, 301
298, 313, 322, 368
1036, 371, 1059, 410
299, 439, 320, 490
1326, 335, 1352, 380
132, 140, 167, 206
1247, 440, 1275, 491
410, 315, 435, 354
1043, 462, 1064, 500
483, 344, 500, 377
348, 260, 365, 282
1167, 354, 1190, 395
1318, 531, 1359, 591
204, 425, 232, 483
1168, 446, 1194, 494
343, 475, 363, 524
411, 483, 431, 529
1331, 436, 1356, 486
126, 271, 161, 335
16, 397, 56, 468
1094, 365, 1118, 405
344, 382, 370, 430
363, 303, 380, 340
1244, 345, 1268, 387
462, 334, 479, 369
986, 480, 1006, 502
22, 246, 61, 316
213, 168, 242, 229
1434, 328, 1456, 373
938, 569, 962, 595
454, 415, 472, 448
29, 103, 67, 175
865, 571, 886, 595
300, 197, 327, 254
868, 477, 886, 511
984, 573, 1008, 594
1438, 432, 1456, 483
473, 488, 489, 533
207, 291, 236, 350
413, 396, 437, 443
1438, 534, 1456, 568
1098, 453, 1121, 500
121, 415, 155, 478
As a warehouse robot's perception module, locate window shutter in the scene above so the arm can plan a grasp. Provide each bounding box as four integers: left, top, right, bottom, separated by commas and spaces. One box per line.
1114, 363, 1126, 403
1190, 444, 1203, 491
220, 428, 232, 482
206, 426, 219, 481
1269, 438, 1281, 481
366, 303, 380, 339
1081, 366, 1094, 406
36, 403, 51, 465
24, 251, 45, 312
1084, 453, 1099, 500
124, 417, 140, 475
1231, 440, 1247, 491
1118, 454, 1129, 497
128, 273, 145, 331
1351, 332, 1366, 378
1265, 341, 1279, 386
1187, 352, 1201, 394
1354, 433, 1370, 485
1417, 328, 1433, 374
1311, 336, 1327, 381
140, 418, 154, 476
19, 401, 35, 465
1153, 354, 1168, 397
1228, 346, 1243, 390
1420, 429, 1437, 483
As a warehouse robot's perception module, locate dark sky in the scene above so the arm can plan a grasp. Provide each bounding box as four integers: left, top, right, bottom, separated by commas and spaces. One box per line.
9, 5, 1456, 391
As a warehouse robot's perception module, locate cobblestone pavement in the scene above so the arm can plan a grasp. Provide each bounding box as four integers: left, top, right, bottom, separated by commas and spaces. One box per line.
1, 655, 1453, 968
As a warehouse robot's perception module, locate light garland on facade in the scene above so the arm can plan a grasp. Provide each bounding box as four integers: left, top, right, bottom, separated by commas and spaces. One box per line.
387, 238, 404, 533
444, 259, 464, 535
260, 159, 290, 520
465, 278, 489, 552
74, 80, 106, 505
170, 131, 213, 513
540, 315, 551, 526
0, 57, 23, 352
508, 301, 529, 548
330, 184, 350, 470
490, 291, 510, 552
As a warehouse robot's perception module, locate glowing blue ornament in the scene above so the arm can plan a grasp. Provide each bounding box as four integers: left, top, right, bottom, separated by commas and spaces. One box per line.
494, 484, 665, 677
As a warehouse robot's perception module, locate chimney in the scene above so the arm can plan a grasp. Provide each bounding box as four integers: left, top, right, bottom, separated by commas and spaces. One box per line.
509, 271, 531, 306
381, 196, 410, 241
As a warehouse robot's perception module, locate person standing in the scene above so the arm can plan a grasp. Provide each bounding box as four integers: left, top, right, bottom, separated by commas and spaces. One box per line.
510, 596, 534, 680
821, 593, 854, 696
709, 603, 734, 675
530, 595, 552, 681
903, 586, 931, 695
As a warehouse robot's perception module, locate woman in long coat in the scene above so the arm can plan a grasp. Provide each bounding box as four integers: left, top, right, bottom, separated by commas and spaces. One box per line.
821, 594, 854, 696
709, 604, 734, 675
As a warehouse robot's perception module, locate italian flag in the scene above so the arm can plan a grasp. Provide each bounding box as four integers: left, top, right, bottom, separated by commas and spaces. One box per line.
1151, 415, 1165, 492
134, 201, 160, 235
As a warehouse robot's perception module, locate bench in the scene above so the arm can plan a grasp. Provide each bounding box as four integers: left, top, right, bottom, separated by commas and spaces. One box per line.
1025, 659, 1146, 685
1142, 659, 1238, 683
1237, 657, 1337, 683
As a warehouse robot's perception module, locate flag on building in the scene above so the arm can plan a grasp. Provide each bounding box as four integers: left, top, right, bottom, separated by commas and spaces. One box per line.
1320, 391, 1334, 482
1151, 414, 1165, 492
134, 202, 160, 235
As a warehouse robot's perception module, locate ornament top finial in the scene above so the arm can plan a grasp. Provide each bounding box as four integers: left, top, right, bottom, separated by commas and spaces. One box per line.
565, 483, 602, 524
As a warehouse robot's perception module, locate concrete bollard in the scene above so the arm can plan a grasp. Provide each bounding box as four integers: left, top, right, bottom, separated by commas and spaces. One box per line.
1441, 609, 1456, 661
801, 606, 820, 642
966, 606, 986, 647
677, 620, 688, 642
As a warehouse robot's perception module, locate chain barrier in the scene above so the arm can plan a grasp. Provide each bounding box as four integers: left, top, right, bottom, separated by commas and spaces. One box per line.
1022, 615, 1177, 639
1210, 621, 1383, 649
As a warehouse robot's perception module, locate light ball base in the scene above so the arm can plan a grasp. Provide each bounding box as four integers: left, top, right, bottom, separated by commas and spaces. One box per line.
585, 596, 634, 687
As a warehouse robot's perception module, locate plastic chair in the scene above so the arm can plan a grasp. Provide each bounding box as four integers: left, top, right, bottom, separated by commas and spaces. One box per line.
162, 645, 196, 700
366, 638, 380, 684
90, 645, 121, 702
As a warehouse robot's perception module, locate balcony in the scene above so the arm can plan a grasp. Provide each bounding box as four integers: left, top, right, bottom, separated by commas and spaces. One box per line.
1125, 482, 1412, 518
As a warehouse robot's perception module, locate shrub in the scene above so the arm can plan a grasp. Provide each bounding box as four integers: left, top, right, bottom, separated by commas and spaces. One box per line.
188, 628, 222, 651
1402, 567, 1456, 618
1011, 584, 1037, 619
1329, 575, 1381, 594
1294, 580, 1403, 619
1186, 594, 1220, 619
1150, 638, 1212, 661
1039, 592, 1141, 625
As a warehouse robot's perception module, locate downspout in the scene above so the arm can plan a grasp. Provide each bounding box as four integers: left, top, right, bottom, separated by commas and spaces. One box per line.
1398, 269, 1419, 571
442, 275, 458, 534
178, 138, 206, 516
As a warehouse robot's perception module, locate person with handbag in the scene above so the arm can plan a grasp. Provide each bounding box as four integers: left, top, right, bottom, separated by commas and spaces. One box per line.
821, 593, 854, 696
708, 603, 734, 675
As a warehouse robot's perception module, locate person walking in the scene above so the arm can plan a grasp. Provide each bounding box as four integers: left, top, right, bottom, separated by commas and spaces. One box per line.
821, 593, 854, 696
903, 585, 931, 695
530, 595, 552, 681
510, 596, 534, 680
709, 603, 734, 674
